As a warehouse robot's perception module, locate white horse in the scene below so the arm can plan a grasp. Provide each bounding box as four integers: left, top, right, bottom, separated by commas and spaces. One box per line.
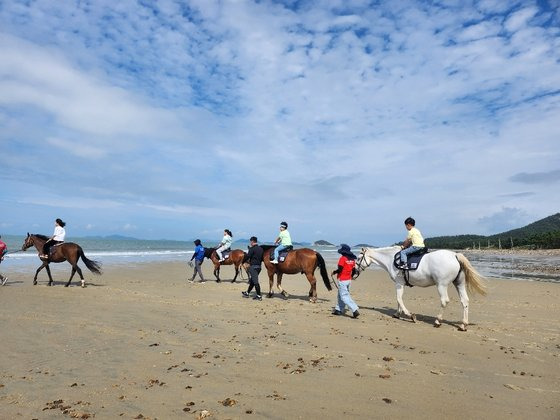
356, 246, 487, 331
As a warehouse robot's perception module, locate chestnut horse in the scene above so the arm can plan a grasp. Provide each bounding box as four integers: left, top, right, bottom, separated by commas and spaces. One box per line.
204, 247, 246, 283
261, 245, 331, 302
22, 233, 102, 287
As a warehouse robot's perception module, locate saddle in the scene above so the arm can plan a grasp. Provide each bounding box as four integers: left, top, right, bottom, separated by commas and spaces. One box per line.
270, 245, 293, 262
41, 242, 64, 261
393, 247, 429, 271
220, 248, 232, 260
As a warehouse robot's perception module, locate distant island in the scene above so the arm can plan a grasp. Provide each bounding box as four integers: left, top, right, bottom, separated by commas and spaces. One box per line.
313, 240, 335, 246
426, 213, 560, 250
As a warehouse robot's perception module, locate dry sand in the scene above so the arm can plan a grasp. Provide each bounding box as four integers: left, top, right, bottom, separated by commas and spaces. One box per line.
0, 261, 559, 419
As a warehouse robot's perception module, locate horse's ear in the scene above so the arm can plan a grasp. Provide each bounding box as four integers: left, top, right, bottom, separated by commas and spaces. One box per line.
27, 232, 30, 237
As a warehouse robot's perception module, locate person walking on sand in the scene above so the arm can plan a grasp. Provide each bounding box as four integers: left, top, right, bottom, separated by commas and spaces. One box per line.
188, 239, 206, 283
271, 222, 292, 264
331, 244, 359, 319
0, 235, 8, 286
242, 236, 264, 300
40, 218, 66, 260
398, 217, 425, 269
216, 229, 233, 262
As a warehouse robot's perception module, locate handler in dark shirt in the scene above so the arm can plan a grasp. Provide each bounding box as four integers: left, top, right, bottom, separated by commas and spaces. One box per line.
242, 236, 264, 300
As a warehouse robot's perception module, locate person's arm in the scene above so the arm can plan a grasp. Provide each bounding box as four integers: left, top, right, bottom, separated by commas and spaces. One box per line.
331, 264, 343, 276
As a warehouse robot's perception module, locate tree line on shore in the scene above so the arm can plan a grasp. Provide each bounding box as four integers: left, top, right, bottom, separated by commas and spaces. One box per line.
425, 213, 560, 250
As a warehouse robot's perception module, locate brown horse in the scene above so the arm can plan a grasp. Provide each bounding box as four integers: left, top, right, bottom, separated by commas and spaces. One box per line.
204, 247, 247, 283
22, 233, 102, 287
261, 245, 332, 302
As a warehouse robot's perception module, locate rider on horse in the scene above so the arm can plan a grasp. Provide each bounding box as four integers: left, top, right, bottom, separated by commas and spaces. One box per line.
398, 217, 424, 269
40, 218, 66, 260
216, 229, 233, 262
271, 222, 292, 264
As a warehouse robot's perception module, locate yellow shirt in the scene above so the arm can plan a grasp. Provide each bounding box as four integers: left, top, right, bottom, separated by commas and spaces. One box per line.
407, 227, 424, 247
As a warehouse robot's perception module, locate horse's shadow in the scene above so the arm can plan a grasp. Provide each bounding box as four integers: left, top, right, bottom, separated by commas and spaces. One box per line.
362, 305, 464, 329
268, 293, 329, 303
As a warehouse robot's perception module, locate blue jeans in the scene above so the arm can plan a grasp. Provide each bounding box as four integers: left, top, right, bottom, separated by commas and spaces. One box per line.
335, 280, 358, 313
273, 245, 288, 260
400, 246, 423, 264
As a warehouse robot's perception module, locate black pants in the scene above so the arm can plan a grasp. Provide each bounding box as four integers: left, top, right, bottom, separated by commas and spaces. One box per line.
43, 240, 62, 255
247, 265, 261, 296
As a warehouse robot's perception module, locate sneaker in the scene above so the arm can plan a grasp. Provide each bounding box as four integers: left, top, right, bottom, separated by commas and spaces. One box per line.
1, 277, 7, 286
332, 309, 342, 315
253, 295, 262, 301
352, 310, 360, 319
270, 260, 278, 264
242, 291, 250, 298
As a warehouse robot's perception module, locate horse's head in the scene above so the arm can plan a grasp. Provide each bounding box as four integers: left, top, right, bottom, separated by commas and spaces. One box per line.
22, 233, 34, 251
355, 247, 371, 272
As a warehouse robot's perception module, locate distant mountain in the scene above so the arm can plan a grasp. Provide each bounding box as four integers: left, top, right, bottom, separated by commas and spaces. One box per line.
354, 243, 375, 248
313, 240, 335, 246
84, 234, 139, 240
426, 213, 560, 249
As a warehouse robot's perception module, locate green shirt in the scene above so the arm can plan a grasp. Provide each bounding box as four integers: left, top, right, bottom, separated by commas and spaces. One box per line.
407, 227, 425, 247
278, 230, 292, 246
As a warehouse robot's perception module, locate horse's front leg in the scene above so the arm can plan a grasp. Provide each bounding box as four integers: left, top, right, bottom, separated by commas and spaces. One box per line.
45, 264, 55, 286
394, 282, 415, 322
33, 263, 48, 285
214, 264, 221, 283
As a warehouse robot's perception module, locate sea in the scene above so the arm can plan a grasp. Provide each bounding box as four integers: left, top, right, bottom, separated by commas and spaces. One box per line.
1, 235, 559, 283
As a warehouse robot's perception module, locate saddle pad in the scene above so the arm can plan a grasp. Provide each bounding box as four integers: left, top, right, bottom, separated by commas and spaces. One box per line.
393, 248, 428, 270
270, 246, 293, 261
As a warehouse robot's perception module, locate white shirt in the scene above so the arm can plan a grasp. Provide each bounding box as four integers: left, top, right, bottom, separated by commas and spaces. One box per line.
53, 226, 66, 241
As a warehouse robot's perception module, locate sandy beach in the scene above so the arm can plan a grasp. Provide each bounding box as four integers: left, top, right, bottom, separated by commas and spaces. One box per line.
0, 261, 558, 419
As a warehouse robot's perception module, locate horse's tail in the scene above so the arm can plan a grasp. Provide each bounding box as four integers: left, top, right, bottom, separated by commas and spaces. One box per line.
80, 248, 102, 275
315, 252, 332, 291
456, 253, 487, 296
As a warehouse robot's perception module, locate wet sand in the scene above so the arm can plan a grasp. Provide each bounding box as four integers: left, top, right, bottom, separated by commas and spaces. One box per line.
0, 262, 558, 419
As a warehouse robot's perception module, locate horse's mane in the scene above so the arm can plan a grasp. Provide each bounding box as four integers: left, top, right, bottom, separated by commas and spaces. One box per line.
33, 234, 50, 240
260, 244, 276, 251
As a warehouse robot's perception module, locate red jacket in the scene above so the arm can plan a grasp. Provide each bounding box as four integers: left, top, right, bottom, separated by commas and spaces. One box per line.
337, 255, 355, 281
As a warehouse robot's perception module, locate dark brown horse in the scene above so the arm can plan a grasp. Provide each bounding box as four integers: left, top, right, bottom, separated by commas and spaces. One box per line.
22, 233, 102, 287
204, 247, 247, 283
261, 245, 331, 302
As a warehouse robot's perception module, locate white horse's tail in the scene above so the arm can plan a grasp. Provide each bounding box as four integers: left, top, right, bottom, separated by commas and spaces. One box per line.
456, 253, 488, 296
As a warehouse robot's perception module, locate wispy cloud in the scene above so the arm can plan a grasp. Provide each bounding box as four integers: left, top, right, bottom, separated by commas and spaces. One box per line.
0, 0, 558, 243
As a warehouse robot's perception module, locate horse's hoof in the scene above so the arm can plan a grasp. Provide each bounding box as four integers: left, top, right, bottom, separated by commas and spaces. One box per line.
309, 298, 317, 303
216, 280, 221, 283
458, 324, 467, 332
392, 313, 400, 319
231, 280, 236, 283
64, 284, 69, 287
434, 319, 441, 328
281, 291, 289, 298
33, 281, 37, 286
267, 293, 273, 298
410, 314, 417, 323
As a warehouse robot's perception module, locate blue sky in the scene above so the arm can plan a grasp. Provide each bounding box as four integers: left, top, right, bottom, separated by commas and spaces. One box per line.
0, 0, 559, 245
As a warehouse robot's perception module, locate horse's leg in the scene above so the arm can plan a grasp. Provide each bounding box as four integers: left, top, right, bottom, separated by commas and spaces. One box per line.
454, 279, 470, 331
394, 283, 415, 322
434, 284, 451, 328
232, 263, 239, 283
267, 269, 274, 298
45, 264, 55, 286
214, 263, 221, 282
33, 263, 47, 285
277, 273, 289, 298
305, 272, 317, 303
65, 266, 78, 287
